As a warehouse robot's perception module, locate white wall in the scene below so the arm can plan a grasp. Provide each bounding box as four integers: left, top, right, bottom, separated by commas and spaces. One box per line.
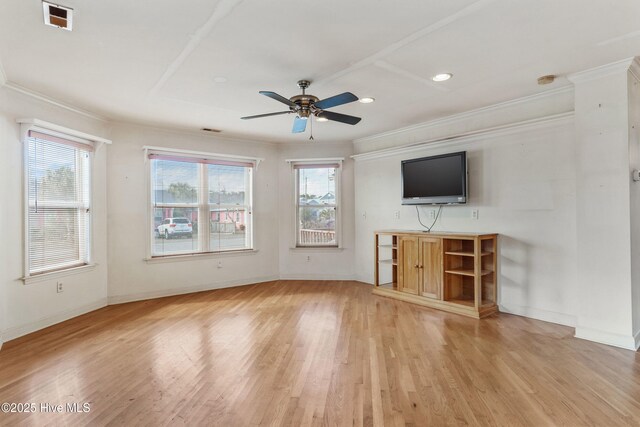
354, 93, 579, 327
0, 87, 110, 342
277, 142, 356, 280
570, 62, 638, 350
106, 124, 280, 303
628, 67, 640, 341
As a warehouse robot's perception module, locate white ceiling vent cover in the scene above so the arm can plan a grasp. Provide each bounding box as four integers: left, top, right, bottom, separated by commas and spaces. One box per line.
42, 1, 73, 31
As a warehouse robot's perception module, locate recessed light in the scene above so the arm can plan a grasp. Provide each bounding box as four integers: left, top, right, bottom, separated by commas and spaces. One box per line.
432, 73, 452, 82
359, 97, 375, 104
316, 117, 329, 122
213, 77, 227, 83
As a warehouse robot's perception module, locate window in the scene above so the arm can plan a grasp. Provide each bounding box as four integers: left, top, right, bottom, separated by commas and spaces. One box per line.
25, 131, 92, 275
294, 162, 341, 247
149, 152, 254, 257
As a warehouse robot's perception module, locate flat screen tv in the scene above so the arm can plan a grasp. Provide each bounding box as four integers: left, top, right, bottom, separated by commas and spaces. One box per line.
401, 151, 467, 205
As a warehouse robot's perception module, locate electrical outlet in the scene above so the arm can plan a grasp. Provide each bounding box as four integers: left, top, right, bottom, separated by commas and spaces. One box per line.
394, 211, 400, 219
471, 209, 479, 220
362, 211, 367, 220
56, 282, 63, 293
306, 255, 311, 262
429, 210, 436, 219
217, 261, 223, 269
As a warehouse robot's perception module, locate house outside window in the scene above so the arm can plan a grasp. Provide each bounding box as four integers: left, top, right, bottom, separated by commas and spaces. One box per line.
291, 160, 342, 247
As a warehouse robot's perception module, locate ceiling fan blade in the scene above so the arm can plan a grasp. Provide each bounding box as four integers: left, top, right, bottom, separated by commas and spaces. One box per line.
314, 92, 359, 110
259, 91, 298, 108
292, 116, 308, 133
317, 111, 361, 125
241, 111, 292, 120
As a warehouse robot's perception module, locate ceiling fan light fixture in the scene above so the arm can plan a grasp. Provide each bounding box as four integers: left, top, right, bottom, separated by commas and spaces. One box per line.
432, 73, 452, 82
359, 97, 375, 104
242, 81, 362, 133
316, 116, 329, 122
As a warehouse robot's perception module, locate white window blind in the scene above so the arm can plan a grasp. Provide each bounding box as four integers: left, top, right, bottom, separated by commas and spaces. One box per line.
149, 152, 254, 256
26, 130, 92, 275
293, 162, 340, 247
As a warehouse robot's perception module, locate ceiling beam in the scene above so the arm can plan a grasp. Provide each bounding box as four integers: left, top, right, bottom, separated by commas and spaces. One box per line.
373, 60, 449, 92
314, 0, 498, 87
149, 0, 246, 96
596, 30, 640, 47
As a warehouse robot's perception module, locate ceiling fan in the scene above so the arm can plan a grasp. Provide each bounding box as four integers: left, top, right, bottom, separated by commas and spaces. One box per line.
241, 80, 362, 133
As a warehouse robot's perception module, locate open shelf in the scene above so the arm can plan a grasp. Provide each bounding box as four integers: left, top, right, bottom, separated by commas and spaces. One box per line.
445, 268, 492, 277
444, 251, 491, 257
447, 297, 475, 307
378, 259, 397, 265
378, 282, 397, 290
378, 244, 398, 249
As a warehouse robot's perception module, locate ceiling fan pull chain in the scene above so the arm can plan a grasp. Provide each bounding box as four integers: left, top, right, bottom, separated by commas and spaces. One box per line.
309, 115, 314, 141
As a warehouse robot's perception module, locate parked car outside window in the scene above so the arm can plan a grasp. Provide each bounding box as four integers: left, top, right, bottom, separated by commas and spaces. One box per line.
157, 217, 193, 239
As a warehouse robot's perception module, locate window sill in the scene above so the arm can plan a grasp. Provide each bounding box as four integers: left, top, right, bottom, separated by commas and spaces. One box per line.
145, 249, 258, 263
289, 247, 344, 252
22, 263, 97, 285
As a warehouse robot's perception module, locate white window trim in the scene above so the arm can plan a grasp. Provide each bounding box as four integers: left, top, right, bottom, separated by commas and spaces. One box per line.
144, 249, 259, 264
18, 119, 110, 283
287, 158, 343, 249
145, 147, 260, 259
21, 263, 97, 285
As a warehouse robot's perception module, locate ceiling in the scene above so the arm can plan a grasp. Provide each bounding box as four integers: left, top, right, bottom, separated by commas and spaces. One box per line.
1, 0, 639, 143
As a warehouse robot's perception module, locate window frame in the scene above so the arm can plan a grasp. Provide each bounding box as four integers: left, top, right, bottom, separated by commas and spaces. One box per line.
22, 127, 95, 279
290, 159, 343, 249
145, 147, 260, 259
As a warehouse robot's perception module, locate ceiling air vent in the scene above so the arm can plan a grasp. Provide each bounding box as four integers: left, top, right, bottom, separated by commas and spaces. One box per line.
42, 1, 73, 31
201, 128, 222, 133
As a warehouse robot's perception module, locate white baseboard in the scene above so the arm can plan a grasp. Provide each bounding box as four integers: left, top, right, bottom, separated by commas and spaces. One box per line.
2, 299, 108, 343
355, 274, 373, 284
279, 273, 356, 281
108, 275, 280, 305
498, 303, 577, 327
574, 326, 640, 351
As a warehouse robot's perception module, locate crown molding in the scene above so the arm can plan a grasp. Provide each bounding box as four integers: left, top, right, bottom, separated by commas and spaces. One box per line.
353, 85, 572, 144
567, 57, 637, 84
351, 111, 574, 162
4, 82, 109, 122
110, 119, 279, 148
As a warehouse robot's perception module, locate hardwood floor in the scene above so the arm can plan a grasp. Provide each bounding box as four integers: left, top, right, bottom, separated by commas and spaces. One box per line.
0, 280, 639, 426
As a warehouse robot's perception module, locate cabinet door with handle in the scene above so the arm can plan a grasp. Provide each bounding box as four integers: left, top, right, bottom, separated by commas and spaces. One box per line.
419, 237, 442, 299
398, 236, 420, 295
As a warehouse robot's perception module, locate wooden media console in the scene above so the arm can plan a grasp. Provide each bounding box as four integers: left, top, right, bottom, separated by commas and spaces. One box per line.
373, 230, 498, 318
